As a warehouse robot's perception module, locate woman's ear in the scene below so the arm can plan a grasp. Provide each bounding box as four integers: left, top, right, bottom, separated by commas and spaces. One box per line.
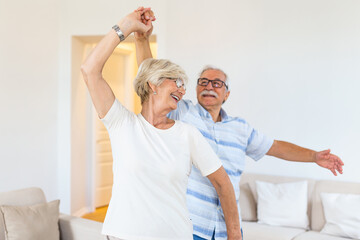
147, 82, 157, 95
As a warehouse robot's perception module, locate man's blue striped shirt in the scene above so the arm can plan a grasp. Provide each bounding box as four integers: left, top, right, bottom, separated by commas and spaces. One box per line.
168, 100, 273, 240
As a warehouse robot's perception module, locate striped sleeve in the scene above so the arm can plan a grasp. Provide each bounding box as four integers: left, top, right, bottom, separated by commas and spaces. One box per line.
246, 127, 274, 161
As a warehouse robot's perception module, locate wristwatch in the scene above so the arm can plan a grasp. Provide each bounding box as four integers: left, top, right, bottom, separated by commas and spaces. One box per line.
112, 25, 125, 42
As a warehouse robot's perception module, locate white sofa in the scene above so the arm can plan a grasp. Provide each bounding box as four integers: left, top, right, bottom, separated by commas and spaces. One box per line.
239, 173, 360, 240
0, 187, 103, 240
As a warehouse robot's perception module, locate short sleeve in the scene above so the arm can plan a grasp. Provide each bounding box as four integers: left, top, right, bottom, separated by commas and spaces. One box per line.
189, 126, 222, 176
101, 99, 134, 131
167, 99, 192, 120
246, 127, 274, 161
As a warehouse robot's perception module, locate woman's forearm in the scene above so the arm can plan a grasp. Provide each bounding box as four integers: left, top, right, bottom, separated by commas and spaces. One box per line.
217, 180, 242, 239
207, 167, 242, 240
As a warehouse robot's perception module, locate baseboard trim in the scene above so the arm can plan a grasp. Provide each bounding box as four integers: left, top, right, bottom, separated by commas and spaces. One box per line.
72, 206, 91, 217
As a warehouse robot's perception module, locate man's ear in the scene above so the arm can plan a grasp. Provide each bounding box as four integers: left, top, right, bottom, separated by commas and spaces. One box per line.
223, 91, 230, 104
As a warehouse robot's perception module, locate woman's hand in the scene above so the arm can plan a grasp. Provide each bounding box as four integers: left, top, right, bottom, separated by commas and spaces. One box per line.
116, 8, 153, 38
134, 6, 156, 41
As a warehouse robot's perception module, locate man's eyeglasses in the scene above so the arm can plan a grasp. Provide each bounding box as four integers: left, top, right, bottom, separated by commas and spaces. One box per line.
167, 77, 186, 91
197, 78, 228, 89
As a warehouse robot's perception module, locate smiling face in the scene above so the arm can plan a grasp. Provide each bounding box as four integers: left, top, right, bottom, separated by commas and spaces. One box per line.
151, 78, 186, 112
196, 69, 230, 112
134, 59, 188, 105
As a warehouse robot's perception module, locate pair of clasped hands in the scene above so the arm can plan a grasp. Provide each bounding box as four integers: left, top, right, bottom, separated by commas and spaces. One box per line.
117, 7, 156, 41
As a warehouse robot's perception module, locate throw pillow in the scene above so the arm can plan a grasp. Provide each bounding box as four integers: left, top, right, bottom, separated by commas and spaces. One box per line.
256, 180, 309, 229
320, 193, 360, 239
0, 200, 60, 240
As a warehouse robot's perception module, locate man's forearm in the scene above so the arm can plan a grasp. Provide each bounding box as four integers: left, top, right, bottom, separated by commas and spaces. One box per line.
135, 38, 153, 66
267, 140, 316, 162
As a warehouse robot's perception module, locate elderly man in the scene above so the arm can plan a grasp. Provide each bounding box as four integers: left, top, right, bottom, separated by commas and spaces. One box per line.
134, 8, 344, 240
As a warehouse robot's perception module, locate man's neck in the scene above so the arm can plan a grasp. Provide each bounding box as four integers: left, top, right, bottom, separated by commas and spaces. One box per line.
210, 111, 222, 122
201, 104, 222, 122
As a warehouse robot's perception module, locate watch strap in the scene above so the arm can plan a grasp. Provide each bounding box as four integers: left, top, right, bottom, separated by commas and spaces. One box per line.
112, 25, 125, 42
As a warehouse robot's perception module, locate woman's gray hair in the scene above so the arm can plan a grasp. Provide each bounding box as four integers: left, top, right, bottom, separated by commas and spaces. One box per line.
199, 65, 230, 91
134, 58, 188, 104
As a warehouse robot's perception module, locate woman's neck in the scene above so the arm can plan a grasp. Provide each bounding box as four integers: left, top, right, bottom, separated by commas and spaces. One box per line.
141, 100, 174, 129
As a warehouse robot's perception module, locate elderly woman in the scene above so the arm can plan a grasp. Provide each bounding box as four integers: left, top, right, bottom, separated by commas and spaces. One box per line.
81, 9, 241, 240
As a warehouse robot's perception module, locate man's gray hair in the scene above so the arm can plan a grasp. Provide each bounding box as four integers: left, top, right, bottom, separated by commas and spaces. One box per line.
199, 65, 230, 91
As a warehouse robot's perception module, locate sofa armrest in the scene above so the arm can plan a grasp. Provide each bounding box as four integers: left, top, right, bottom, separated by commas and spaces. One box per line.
59, 213, 104, 240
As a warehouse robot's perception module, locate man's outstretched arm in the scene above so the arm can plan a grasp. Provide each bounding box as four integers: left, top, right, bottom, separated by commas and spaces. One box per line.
266, 140, 344, 176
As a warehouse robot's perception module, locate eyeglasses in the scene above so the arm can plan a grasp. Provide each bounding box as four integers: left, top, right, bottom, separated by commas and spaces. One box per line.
167, 77, 186, 91
197, 78, 228, 89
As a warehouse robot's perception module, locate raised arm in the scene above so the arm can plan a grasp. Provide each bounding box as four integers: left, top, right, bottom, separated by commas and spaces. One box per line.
266, 140, 344, 176
134, 7, 155, 66
81, 10, 152, 118
207, 167, 242, 240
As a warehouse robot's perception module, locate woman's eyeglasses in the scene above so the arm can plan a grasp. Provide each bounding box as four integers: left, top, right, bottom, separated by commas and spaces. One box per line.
167, 78, 186, 91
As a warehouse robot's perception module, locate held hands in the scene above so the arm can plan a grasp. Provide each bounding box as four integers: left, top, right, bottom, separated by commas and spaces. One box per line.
134, 6, 156, 40
314, 149, 344, 176
118, 7, 155, 38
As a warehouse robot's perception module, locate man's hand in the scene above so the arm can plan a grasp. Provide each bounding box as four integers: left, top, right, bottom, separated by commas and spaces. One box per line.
134, 6, 156, 41
314, 149, 344, 176
267, 141, 344, 176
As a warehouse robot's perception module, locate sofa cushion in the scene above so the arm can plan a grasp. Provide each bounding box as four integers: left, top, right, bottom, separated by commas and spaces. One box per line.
239, 183, 257, 221
242, 221, 306, 240
320, 193, 360, 239
256, 180, 309, 229
293, 230, 353, 240
240, 173, 315, 225
311, 180, 360, 231
0, 200, 60, 240
0, 188, 47, 240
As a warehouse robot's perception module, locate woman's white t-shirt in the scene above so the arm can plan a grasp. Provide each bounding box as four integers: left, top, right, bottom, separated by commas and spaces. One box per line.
101, 99, 222, 240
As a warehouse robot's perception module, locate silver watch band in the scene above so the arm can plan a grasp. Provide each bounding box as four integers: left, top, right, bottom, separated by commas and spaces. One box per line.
112, 25, 125, 42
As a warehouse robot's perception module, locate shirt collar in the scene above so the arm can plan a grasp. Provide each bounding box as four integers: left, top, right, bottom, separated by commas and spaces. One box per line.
220, 108, 229, 121
195, 103, 230, 122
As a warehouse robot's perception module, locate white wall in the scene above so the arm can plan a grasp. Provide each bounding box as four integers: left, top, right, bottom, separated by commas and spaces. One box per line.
236, 0, 360, 181
0, 0, 60, 200
70, 37, 92, 215
1, 0, 359, 215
